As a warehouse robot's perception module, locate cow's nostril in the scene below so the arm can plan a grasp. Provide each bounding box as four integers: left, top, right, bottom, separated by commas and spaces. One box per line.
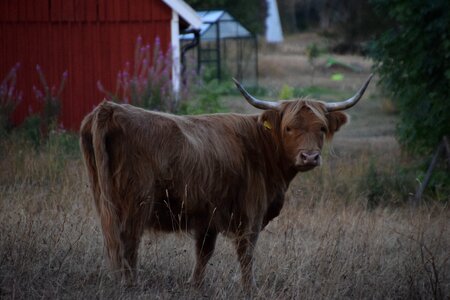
312, 153, 319, 162
300, 151, 320, 165
300, 153, 308, 161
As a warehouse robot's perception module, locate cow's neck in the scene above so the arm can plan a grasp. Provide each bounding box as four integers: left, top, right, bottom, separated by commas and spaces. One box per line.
256, 123, 298, 190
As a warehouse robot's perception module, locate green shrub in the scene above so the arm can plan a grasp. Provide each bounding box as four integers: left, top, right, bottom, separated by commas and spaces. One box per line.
415, 163, 450, 203
98, 37, 196, 113
45, 129, 80, 159
16, 115, 79, 157
33, 66, 67, 139
278, 84, 294, 100
179, 80, 227, 115
19, 115, 42, 148
358, 161, 416, 208
369, 0, 450, 154
0, 63, 22, 132
292, 85, 343, 99
306, 43, 321, 84
238, 85, 268, 98
200, 64, 232, 84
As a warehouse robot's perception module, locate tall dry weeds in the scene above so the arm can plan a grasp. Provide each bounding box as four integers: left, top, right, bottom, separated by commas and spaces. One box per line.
1, 131, 448, 299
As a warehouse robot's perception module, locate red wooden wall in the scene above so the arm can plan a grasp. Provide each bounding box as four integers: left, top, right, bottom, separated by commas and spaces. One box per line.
0, 0, 172, 130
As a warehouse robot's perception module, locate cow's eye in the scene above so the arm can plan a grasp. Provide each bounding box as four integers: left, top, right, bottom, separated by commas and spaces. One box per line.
286, 126, 291, 132
320, 126, 327, 133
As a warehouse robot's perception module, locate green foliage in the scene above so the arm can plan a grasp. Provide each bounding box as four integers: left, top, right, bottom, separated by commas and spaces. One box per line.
279, 84, 347, 101
330, 73, 344, 81
20, 115, 42, 148
325, 57, 362, 72
292, 85, 345, 99
33, 66, 67, 139
331, 0, 386, 51
185, 0, 267, 34
0, 127, 80, 186
358, 161, 416, 208
416, 162, 450, 202
44, 129, 80, 159
98, 37, 196, 113
0, 63, 22, 132
278, 84, 294, 100
201, 64, 231, 83
1, 64, 66, 141
239, 85, 268, 98
179, 80, 228, 115
305, 43, 320, 64
8, 114, 80, 164
361, 162, 385, 208
369, 0, 450, 154
305, 43, 321, 84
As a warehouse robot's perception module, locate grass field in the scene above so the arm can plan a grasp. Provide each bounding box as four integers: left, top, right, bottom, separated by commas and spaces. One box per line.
1, 34, 449, 299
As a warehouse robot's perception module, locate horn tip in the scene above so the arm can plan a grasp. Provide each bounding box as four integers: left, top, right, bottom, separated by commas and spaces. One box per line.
232, 77, 245, 92
362, 73, 375, 90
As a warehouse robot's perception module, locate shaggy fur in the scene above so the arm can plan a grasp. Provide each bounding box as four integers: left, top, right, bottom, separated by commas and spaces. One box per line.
80, 99, 347, 288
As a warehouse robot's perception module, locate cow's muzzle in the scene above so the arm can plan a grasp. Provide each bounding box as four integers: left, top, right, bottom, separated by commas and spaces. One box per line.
296, 150, 321, 171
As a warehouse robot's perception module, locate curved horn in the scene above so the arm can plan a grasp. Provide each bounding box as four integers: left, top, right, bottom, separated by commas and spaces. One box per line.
232, 78, 279, 110
325, 73, 374, 112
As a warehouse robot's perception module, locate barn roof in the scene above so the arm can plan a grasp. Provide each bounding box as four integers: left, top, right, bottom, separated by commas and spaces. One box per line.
180, 10, 252, 41
162, 0, 202, 29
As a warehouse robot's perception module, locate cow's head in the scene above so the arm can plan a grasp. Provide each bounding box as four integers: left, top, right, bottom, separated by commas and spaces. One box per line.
233, 75, 373, 172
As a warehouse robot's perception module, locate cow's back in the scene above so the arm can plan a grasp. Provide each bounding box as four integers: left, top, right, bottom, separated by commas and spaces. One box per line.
81, 101, 276, 235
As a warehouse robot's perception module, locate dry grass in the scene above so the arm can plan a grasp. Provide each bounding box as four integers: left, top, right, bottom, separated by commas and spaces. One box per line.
1, 33, 449, 299
1, 138, 449, 299
258, 32, 374, 98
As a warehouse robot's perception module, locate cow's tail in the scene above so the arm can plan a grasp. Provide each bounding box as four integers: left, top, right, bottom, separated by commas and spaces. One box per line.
80, 101, 123, 271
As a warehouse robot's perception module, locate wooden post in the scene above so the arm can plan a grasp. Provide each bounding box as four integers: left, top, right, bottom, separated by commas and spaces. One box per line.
443, 136, 450, 169
413, 135, 450, 205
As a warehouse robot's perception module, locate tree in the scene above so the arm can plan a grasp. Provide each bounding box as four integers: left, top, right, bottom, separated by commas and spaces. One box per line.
369, 0, 450, 154
185, 0, 267, 34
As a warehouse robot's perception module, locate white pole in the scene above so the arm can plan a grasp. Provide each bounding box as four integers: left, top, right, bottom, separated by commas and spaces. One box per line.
171, 10, 181, 98
265, 0, 283, 43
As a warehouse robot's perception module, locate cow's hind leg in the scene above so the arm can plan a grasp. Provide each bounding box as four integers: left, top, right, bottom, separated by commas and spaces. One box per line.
119, 222, 144, 285
118, 198, 152, 285
99, 211, 122, 278
101, 212, 144, 285
234, 231, 259, 290
188, 229, 218, 286
101, 195, 151, 285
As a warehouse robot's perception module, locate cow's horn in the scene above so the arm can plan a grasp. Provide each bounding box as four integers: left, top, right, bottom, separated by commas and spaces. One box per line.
232, 78, 279, 110
325, 74, 374, 112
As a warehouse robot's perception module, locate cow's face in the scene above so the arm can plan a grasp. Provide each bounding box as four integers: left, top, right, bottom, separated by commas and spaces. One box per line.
260, 101, 348, 171
233, 74, 373, 171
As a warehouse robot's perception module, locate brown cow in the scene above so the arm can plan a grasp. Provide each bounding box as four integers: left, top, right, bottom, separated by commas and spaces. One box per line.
80, 75, 373, 288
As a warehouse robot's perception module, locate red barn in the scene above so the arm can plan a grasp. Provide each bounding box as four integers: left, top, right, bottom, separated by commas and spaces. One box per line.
0, 0, 201, 130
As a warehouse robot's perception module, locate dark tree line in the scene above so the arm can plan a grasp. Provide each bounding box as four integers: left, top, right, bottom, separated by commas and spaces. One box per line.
369, 0, 450, 154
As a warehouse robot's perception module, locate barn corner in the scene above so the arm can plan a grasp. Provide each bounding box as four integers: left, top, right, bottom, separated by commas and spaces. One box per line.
0, 0, 201, 130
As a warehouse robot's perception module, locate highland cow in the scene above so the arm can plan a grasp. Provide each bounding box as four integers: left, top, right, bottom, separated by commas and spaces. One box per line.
80, 75, 373, 288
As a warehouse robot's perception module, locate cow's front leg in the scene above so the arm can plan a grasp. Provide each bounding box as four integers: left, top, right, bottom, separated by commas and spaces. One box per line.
188, 229, 218, 285
234, 232, 259, 290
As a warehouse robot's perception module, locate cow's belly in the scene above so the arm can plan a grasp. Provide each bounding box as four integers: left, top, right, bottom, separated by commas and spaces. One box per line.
145, 186, 242, 234
147, 195, 187, 232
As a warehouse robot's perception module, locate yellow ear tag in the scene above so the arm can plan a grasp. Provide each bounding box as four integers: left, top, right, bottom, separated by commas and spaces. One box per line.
263, 120, 272, 130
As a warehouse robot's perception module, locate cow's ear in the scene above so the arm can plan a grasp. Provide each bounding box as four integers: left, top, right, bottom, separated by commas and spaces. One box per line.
326, 111, 348, 139
258, 109, 281, 133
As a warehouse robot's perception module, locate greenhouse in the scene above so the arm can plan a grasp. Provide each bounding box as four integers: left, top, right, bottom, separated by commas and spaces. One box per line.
180, 10, 258, 84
